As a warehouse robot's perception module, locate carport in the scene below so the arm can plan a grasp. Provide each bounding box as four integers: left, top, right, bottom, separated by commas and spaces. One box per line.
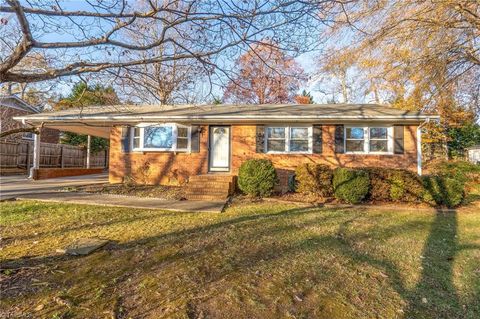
14, 115, 112, 179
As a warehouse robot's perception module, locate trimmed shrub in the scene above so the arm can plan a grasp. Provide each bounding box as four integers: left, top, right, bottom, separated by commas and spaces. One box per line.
332, 168, 370, 204
295, 163, 333, 197
422, 175, 465, 208
389, 170, 424, 202
365, 167, 424, 203
365, 167, 393, 201
428, 159, 480, 184
238, 159, 278, 197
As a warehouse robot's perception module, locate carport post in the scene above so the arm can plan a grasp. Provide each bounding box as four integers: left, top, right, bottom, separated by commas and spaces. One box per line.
86, 135, 91, 169
29, 132, 40, 179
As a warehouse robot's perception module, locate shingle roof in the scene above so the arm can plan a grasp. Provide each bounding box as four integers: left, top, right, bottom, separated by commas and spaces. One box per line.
14, 103, 439, 124
0, 95, 39, 113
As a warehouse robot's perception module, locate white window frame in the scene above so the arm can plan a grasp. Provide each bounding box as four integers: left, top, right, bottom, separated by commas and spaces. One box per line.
131, 123, 191, 152
22, 132, 34, 140
344, 125, 393, 154
264, 125, 313, 154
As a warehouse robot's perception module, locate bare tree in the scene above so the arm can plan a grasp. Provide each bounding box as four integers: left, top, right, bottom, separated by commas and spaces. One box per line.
322, 0, 480, 113
110, 1, 205, 104
0, 0, 335, 85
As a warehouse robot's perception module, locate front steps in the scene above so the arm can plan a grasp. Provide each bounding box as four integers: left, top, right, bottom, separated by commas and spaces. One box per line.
185, 174, 236, 201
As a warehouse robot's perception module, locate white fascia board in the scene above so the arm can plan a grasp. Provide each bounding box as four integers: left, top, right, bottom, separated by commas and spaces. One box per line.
14, 114, 439, 123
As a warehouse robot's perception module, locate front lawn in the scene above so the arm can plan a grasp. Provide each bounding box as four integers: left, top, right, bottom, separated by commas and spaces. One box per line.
1, 201, 479, 318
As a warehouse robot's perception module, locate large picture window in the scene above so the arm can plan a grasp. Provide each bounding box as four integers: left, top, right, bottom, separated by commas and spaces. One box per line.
265, 126, 312, 153
345, 126, 392, 154
131, 123, 190, 152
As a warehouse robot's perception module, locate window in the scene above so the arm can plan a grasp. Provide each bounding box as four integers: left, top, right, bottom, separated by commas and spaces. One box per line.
133, 127, 141, 149
176, 127, 189, 150
131, 123, 190, 151
290, 127, 309, 152
345, 126, 392, 154
144, 126, 173, 149
369, 127, 388, 152
267, 127, 286, 152
265, 126, 312, 153
22, 132, 34, 140
345, 127, 365, 152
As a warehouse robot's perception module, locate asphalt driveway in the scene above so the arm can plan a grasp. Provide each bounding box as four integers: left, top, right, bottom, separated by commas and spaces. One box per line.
0, 173, 108, 201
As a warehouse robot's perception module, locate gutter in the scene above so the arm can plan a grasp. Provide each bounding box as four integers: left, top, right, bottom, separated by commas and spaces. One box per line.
416, 117, 439, 176
14, 114, 440, 123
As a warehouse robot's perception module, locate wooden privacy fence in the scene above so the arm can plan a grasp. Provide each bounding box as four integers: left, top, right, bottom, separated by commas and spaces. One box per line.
0, 140, 108, 169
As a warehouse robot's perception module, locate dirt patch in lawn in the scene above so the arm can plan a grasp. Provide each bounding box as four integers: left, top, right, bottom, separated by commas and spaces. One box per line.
68, 183, 186, 200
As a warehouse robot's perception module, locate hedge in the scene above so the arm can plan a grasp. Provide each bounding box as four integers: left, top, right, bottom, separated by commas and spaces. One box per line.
238, 159, 278, 197
295, 163, 333, 197
332, 168, 370, 204
422, 175, 465, 208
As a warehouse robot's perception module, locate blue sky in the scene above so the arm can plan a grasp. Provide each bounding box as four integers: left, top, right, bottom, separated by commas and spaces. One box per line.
8, 1, 343, 103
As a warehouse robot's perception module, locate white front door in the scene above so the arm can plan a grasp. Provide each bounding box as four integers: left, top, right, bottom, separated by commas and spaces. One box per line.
209, 126, 230, 171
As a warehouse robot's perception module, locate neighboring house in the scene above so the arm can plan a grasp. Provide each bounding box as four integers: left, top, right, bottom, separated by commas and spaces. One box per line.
467, 146, 480, 164
0, 95, 59, 143
15, 103, 438, 192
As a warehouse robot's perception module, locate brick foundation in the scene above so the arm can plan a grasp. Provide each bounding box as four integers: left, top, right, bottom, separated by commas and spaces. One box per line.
32, 168, 104, 180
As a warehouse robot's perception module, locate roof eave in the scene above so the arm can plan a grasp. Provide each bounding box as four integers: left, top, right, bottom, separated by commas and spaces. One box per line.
14, 114, 439, 125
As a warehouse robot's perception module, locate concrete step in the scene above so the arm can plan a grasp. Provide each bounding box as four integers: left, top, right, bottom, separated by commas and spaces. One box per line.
186, 175, 236, 201
189, 174, 235, 183
185, 189, 230, 196
187, 180, 231, 187
186, 183, 232, 191
186, 194, 229, 201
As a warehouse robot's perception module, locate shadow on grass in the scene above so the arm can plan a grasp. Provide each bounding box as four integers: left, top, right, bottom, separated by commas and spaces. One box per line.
1, 204, 479, 318
403, 210, 461, 318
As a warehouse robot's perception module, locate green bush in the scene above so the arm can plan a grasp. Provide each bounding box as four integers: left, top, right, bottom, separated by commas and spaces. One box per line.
422, 175, 465, 208
428, 160, 480, 184
332, 168, 370, 204
238, 159, 278, 197
295, 163, 333, 197
365, 167, 393, 201
365, 168, 425, 203
389, 170, 424, 202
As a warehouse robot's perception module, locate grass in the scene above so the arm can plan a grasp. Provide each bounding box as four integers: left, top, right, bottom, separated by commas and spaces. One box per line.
1, 200, 479, 319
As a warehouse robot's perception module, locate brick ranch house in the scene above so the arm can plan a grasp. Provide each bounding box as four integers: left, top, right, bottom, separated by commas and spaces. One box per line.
15, 104, 439, 199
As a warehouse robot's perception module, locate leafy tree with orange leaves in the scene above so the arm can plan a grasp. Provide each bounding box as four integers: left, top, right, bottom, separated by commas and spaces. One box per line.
223, 43, 305, 104
295, 90, 315, 104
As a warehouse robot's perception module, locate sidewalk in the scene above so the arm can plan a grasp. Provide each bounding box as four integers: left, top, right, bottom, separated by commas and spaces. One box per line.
0, 173, 108, 201
15, 192, 227, 213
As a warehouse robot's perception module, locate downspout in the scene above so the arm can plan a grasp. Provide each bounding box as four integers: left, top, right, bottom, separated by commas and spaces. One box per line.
416, 118, 431, 176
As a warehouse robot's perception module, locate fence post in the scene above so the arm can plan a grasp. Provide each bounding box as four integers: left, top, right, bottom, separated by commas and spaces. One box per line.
60, 145, 64, 168
104, 148, 108, 168
26, 142, 31, 171
86, 135, 91, 169
29, 132, 40, 179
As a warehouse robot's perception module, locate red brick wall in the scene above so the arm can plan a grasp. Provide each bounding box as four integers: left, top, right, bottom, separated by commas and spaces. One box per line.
39, 128, 60, 143
231, 125, 418, 192
109, 124, 418, 188
32, 168, 104, 180
109, 126, 210, 185
0, 106, 59, 143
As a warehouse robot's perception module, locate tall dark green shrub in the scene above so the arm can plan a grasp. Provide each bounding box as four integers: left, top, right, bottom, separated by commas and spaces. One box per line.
422, 175, 465, 208
365, 167, 393, 201
389, 170, 424, 202
238, 159, 278, 197
295, 163, 333, 197
429, 160, 480, 184
333, 168, 370, 204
